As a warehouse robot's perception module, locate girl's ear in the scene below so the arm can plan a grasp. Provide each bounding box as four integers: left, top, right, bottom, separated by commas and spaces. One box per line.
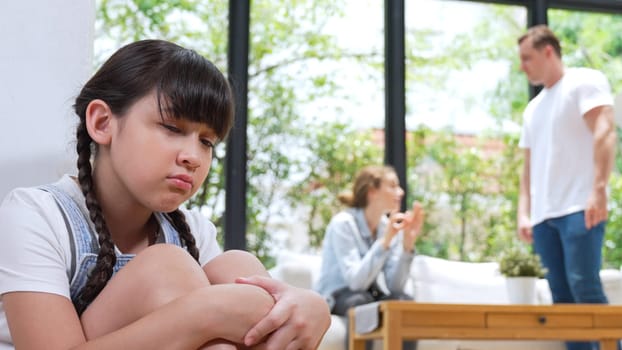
85, 99, 114, 145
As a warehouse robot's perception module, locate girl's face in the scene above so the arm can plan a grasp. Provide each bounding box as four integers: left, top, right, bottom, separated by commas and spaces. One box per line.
369, 172, 404, 213
106, 92, 217, 212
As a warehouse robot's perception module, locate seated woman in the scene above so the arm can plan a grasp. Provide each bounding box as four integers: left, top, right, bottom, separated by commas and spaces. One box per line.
315, 165, 424, 350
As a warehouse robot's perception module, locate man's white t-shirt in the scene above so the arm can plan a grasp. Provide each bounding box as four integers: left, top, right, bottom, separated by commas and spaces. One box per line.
519, 67, 613, 226
0, 175, 222, 349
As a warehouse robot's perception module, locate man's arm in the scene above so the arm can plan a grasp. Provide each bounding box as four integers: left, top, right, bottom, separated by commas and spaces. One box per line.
584, 105, 617, 229
517, 149, 532, 243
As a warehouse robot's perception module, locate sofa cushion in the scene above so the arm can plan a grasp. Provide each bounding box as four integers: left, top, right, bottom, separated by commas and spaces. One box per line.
411, 255, 509, 304
273, 251, 323, 289
318, 315, 347, 350
270, 261, 314, 290
602, 268, 622, 304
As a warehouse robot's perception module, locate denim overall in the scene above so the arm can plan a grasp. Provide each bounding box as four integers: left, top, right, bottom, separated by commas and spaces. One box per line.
40, 184, 183, 312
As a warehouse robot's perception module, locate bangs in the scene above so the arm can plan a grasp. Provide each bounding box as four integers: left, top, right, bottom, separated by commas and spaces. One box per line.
156, 49, 234, 141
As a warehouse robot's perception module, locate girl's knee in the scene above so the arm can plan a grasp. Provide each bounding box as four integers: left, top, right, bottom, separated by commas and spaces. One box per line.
98, 244, 207, 309
82, 244, 209, 337
204, 249, 268, 284
216, 250, 264, 270
138, 243, 199, 264
138, 244, 207, 296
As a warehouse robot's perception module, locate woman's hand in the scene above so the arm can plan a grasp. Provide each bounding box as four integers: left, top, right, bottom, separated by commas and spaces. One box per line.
383, 211, 406, 249
236, 276, 331, 350
401, 202, 424, 252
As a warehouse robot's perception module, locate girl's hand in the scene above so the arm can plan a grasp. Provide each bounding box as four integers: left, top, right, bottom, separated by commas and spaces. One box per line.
236, 276, 331, 350
402, 202, 424, 252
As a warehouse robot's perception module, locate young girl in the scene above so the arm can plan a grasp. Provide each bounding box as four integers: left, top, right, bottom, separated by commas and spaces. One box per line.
0, 39, 330, 350
315, 165, 424, 350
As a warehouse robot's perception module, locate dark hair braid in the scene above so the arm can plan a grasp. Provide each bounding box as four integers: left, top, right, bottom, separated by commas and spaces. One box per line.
74, 122, 117, 314
167, 209, 200, 262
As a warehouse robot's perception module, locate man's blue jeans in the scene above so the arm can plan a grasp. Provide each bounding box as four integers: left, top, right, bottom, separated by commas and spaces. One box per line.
532, 211, 609, 350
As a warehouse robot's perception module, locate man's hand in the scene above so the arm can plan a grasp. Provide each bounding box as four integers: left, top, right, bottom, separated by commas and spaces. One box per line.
236, 276, 331, 350
585, 187, 608, 229
517, 214, 533, 243
584, 105, 615, 229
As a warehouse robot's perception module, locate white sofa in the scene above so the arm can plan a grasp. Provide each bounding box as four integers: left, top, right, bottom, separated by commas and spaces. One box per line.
269, 252, 622, 350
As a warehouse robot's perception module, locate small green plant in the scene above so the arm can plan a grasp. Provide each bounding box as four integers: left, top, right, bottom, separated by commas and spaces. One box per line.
499, 246, 547, 278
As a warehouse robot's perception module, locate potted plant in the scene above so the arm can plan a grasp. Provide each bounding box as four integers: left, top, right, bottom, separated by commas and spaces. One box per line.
499, 246, 547, 304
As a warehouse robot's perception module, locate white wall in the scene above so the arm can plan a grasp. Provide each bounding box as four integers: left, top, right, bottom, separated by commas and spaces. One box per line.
0, 1, 95, 199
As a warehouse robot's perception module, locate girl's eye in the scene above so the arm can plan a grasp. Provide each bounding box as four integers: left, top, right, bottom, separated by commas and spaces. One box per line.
201, 139, 214, 148
162, 123, 181, 133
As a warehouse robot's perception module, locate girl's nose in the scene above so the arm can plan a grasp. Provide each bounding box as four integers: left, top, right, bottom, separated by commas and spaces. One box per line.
178, 144, 201, 170
181, 156, 200, 170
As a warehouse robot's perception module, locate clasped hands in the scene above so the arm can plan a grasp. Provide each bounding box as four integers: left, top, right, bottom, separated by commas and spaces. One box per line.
384, 202, 425, 252
236, 276, 331, 350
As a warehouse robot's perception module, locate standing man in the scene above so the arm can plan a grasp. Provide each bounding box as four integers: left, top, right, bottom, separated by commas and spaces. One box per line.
516, 25, 617, 350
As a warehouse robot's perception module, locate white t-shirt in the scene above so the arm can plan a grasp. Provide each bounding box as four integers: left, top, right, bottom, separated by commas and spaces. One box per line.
0, 175, 222, 349
519, 67, 613, 225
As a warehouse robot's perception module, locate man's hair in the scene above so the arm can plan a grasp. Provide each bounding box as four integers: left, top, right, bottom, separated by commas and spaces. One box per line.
518, 24, 562, 58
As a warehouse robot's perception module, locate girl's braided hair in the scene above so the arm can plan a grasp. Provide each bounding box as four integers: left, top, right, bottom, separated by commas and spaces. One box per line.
72, 40, 234, 313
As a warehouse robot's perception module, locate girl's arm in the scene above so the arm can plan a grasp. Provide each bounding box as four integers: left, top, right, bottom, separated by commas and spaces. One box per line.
4, 244, 275, 350
4, 283, 273, 350
4, 292, 85, 349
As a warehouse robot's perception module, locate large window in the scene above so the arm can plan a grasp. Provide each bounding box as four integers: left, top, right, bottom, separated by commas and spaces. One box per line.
94, 0, 622, 267
402, 1, 526, 260
243, 1, 386, 258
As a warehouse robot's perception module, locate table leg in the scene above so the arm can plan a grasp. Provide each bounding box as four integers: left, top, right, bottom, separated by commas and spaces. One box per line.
349, 309, 365, 350
350, 337, 365, 350
601, 339, 618, 350
383, 310, 401, 350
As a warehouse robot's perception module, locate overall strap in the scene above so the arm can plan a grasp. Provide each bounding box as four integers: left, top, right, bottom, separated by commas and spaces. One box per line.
39, 184, 98, 279
41, 185, 185, 254
155, 212, 183, 246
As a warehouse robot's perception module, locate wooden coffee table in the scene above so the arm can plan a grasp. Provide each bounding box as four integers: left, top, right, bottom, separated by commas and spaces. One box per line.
349, 301, 622, 350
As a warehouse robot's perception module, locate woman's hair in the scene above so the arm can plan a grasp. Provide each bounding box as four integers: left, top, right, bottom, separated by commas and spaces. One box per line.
73, 39, 234, 313
338, 165, 396, 208
518, 24, 562, 58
